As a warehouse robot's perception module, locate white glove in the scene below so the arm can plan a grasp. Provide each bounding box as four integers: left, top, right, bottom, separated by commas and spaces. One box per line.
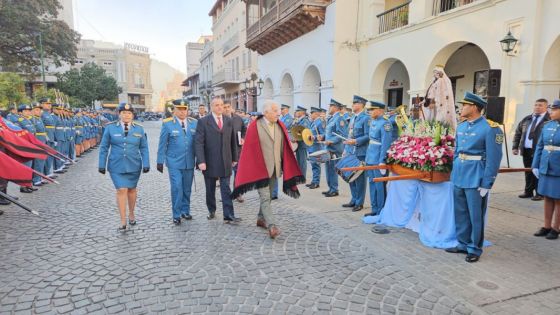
379, 163, 387, 176
532, 168, 540, 179
478, 187, 489, 197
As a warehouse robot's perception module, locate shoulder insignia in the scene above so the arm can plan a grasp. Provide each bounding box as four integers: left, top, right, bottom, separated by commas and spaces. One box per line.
163, 117, 173, 123
383, 115, 389, 120
495, 133, 504, 144
384, 123, 392, 131
18, 118, 23, 122
486, 119, 500, 128
132, 122, 143, 127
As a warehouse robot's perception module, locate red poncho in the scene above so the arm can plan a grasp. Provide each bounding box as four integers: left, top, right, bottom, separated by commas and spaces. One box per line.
231, 117, 304, 199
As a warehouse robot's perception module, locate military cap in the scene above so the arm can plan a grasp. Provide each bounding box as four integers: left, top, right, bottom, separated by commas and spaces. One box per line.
310, 106, 321, 113
550, 99, 560, 109
295, 106, 307, 112
237, 108, 246, 114
31, 102, 43, 109
18, 104, 32, 112
52, 103, 62, 109
352, 95, 367, 105
39, 97, 51, 104
281, 104, 290, 109
458, 92, 487, 108
329, 99, 343, 108
172, 98, 189, 108
320, 108, 327, 113
366, 100, 386, 110
117, 102, 134, 113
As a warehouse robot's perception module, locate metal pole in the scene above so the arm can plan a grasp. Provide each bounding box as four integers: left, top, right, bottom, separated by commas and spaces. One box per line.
38, 33, 46, 87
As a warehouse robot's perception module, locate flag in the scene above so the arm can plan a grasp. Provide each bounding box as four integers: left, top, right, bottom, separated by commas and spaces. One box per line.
0, 150, 33, 187
0, 118, 48, 161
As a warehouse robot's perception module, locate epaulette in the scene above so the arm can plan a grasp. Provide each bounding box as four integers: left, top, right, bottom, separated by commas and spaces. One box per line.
486, 119, 500, 128
18, 117, 23, 122
162, 117, 173, 123
108, 120, 119, 124
132, 121, 143, 127
383, 115, 389, 120
187, 117, 197, 123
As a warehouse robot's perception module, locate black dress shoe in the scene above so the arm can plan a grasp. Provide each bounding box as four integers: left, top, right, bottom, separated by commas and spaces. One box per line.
465, 254, 480, 263
207, 212, 215, 220
531, 195, 544, 201
181, 214, 193, 220
117, 225, 127, 232
342, 203, 355, 208
352, 205, 363, 212
445, 247, 468, 254
29, 187, 38, 191
271, 196, 278, 200
545, 229, 559, 240
20, 187, 33, 193
518, 193, 533, 199
224, 217, 242, 224
325, 191, 339, 197
321, 191, 330, 195
305, 183, 311, 187
173, 218, 181, 225
308, 183, 319, 189
534, 227, 552, 237
363, 212, 378, 217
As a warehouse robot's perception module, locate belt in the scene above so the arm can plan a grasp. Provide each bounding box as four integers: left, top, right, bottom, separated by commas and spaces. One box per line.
45, 126, 55, 129
369, 140, 381, 145
458, 153, 483, 161
75, 126, 83, 128
544, 145, 560, 151
56, 127, 64, 129
35, 132, 47, 136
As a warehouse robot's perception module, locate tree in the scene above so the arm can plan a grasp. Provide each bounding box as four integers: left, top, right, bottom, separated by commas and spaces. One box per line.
56, 63, 122, 107
0, 72, 30, 108
0, 0, 81, 74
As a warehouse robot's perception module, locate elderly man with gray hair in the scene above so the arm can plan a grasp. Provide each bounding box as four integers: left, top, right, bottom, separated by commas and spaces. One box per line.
231, 100, 304, 238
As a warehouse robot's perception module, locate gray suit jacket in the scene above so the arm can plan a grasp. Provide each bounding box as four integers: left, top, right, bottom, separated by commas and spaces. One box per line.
257, 118, 284, 178
195, 114, 237, 178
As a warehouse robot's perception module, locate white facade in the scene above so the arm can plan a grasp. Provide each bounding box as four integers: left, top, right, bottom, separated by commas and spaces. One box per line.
256, 3, 336, 112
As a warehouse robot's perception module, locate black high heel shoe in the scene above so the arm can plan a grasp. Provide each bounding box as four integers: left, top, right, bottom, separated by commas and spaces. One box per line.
128, 219, 136, 226
118, 225, 127, 232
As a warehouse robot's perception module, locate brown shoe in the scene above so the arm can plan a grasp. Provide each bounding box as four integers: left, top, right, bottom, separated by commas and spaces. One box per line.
256, 218, 267, 229
268, 225, 281, 239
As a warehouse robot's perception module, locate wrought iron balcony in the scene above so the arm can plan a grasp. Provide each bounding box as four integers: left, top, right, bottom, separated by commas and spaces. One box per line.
213, 69, 242, 87
432, 0, 478, 16
376, 1, 410, 34
244, 0, 332, 55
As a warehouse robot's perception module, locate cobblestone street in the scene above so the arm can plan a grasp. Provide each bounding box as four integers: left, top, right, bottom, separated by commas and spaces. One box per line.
0, 121, 558, 315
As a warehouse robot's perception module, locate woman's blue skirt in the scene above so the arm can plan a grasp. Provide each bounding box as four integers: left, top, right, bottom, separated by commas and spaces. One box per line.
537, 174, 560, 199
110, 172, 141, 189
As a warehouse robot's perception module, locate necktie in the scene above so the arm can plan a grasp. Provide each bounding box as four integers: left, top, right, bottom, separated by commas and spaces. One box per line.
528, 115, 539, 140
181, 121, 186, 134
124, 123, 129, 136
217, 117, 222, 130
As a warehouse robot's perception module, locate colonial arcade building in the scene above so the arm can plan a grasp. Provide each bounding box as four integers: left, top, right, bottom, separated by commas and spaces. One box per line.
244, 0, 560, 167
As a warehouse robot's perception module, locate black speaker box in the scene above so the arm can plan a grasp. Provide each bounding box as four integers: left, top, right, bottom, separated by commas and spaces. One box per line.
487, 69, 501, 97
485, 96, 505, 124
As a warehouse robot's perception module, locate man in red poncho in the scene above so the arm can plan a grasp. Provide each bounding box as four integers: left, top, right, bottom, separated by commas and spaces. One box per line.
231, 100, 305, 238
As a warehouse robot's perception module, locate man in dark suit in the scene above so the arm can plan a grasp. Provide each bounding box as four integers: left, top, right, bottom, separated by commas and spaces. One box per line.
513, 98, 550, 201
195, 97, 240, 222
224, 102, 247, 202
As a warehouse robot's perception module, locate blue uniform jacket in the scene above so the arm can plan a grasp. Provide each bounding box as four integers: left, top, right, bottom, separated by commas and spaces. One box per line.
32, 116, 48, 143
6, 113, 18, 124
157, 116, 197, 169
325, 112, 348, 154
308, 117, 326, 153
451, 117, 503, 189
295, 116, 311, 148
346, 111, 370, 157
532, 120, 560, 176
41, 111, 56, 142
17, 116, 36, 134
280, 114, 294, 130
365, 116, 393, 165
388, 114, 399, 143
53, 115, 65, 142
98, 122, 150, 173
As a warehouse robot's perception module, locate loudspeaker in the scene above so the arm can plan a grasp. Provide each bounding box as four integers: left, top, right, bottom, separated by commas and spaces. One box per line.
487, 69, 501, 97
485, 96, 505, 124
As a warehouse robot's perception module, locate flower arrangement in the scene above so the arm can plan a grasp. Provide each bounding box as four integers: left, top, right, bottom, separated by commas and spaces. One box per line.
387, 120, 455, 173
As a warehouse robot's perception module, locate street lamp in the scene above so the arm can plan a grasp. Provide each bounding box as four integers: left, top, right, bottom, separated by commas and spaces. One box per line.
34, 32, 46, 87
500, 31, 518, 56
244, 72, 264, 96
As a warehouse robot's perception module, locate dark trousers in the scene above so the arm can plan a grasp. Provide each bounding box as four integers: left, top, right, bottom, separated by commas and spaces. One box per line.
204, 175, 235, 219
522, 149, 539, 196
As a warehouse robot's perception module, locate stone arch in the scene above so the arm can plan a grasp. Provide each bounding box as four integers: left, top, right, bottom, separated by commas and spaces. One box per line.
263, 77, 274, 100
543, 35, 560, 81
370, 58, 410, 108
279, 72, 294, 107
301, 64, 322, 109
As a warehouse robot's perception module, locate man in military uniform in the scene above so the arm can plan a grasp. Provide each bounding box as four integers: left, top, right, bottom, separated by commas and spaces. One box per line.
74, 110, 85, 158
40, 98, 57, 178
31, 103, 49, 187
6, 105, 18, 123
157, 99, 198, 224
364, 100, 394, 217
306, 107, 326, 189
323, 99, 348, 197
16, 104, 38, 193
280, 104, 294, 129
52, 104, 67, 174
342, 95, 371, 212
293, 106, 310, 180
446, 92, 503, 263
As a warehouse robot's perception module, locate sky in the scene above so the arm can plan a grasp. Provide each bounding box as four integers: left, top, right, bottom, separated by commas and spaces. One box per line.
73, 0, 215, 73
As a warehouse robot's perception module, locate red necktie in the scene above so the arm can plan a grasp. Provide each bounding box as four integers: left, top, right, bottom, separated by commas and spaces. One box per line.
217, 117, 222, 130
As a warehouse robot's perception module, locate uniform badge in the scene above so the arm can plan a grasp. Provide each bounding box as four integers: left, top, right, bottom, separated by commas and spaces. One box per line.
340, 121, 345, 127
384, 123, 391, 131
495, 134, 504, 144
133, 133, 142, 137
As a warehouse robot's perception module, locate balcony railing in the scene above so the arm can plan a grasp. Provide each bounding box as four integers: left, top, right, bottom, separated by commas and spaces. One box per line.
213, 69, 241, 86
222, 34, 239, 56
377, 1, 410, 34
432, 0, 477, 15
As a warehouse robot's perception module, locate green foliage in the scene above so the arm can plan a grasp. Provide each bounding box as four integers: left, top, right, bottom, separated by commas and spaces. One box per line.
0, 72, 30, 108
0, 0, 81, 74
56, 62, 122, 107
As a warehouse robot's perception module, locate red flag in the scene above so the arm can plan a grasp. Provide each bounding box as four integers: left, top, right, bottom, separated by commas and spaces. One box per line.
0, 150, 33, 187
0, 128, 48, 162
0, 118, 54, 159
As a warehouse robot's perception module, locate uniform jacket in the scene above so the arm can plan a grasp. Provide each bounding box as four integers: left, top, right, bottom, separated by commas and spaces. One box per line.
346, 111, 371, 157
17, 115, 35, 134
451, 117, 503, 189
513, 112, 550, 154
6, 113, 18, 124
365, 116, 393, 165
325, 112, 348, 154
532, 120, 560, 176
53, 114, 65, 142
98, 121, 150, 173
295, 116, 310, 149
41, 111, 56, 143
307, 117, 326, 153
280, 113, 294, 130
32, 116, 47, 143
195, 114, 237, 178
157, 116, 197, 170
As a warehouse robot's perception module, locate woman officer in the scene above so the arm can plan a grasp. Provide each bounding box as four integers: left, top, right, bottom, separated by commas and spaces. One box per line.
532, 99, 560, 240
98, 103, 150, 231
